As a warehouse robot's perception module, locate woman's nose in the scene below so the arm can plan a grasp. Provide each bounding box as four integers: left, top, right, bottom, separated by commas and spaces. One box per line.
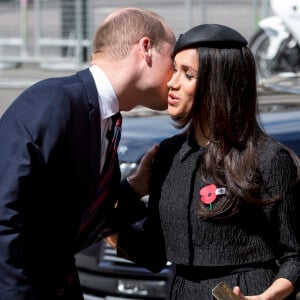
167, 73, 178, 89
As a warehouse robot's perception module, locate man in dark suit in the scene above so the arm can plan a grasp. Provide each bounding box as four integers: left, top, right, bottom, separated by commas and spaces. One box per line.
0, 7, 175, 300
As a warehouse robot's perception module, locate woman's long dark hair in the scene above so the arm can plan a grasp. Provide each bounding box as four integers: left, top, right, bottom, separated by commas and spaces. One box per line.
173, 46, 295, 219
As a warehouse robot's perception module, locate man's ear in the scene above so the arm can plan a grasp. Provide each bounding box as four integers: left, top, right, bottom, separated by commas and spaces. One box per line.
139, 37, 152, 65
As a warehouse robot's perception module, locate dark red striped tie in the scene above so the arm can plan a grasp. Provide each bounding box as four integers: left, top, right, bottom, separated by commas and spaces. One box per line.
77, 112, 122, 249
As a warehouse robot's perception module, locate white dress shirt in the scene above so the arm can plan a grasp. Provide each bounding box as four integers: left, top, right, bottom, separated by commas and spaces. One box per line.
89, 65, 119, 174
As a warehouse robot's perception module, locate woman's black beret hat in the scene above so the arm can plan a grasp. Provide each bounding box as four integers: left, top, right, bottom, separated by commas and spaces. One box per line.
172, 23, 248, 57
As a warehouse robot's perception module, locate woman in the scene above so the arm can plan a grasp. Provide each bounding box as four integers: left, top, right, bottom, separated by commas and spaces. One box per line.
111, 24, 300, 299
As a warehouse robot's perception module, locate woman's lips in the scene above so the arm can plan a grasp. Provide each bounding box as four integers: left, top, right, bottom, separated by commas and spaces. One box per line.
168, 92, 179, 105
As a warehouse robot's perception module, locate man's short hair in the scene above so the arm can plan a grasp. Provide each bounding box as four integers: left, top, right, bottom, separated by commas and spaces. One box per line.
92, 8, 173, 60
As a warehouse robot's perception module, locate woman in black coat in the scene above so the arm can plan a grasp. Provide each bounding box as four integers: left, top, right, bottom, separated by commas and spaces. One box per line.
110, 24, 300, 299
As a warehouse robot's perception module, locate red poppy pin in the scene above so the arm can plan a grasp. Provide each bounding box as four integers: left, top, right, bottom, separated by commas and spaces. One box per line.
199, 184, 226, 209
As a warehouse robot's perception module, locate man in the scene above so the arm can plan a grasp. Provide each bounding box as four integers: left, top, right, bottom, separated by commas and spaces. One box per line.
0, 7, 175, 300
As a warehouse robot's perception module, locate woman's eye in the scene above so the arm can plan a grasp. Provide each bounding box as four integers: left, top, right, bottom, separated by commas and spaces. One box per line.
185, 73, 193, 79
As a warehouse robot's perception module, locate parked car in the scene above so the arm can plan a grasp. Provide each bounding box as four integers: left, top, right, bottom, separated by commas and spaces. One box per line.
76, 93, 300, 300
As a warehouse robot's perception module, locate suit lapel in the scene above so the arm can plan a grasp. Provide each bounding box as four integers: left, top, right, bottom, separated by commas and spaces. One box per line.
77, 69, 101, 197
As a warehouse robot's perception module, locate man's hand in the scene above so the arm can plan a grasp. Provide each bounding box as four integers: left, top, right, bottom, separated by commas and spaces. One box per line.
105, 234, 118, 248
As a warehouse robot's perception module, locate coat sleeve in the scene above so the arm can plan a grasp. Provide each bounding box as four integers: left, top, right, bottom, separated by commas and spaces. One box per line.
116, 142, 171, 273
262, 145, 300, 291
0, 110, 32, 297
0, 86, 70, 299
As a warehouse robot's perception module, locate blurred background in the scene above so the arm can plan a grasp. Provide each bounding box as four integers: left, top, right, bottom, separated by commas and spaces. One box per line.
0, 0, 270, 68
0, 0, 274, 113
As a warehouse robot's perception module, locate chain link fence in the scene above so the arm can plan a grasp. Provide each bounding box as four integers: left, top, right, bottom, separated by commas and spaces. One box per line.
0, 0, 270, 70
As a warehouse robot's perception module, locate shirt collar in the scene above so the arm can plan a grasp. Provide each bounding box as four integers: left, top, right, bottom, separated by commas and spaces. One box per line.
89, 65, 119, 120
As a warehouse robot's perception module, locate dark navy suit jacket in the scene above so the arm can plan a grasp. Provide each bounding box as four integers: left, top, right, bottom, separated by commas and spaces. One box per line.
0, 69, 120, 299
